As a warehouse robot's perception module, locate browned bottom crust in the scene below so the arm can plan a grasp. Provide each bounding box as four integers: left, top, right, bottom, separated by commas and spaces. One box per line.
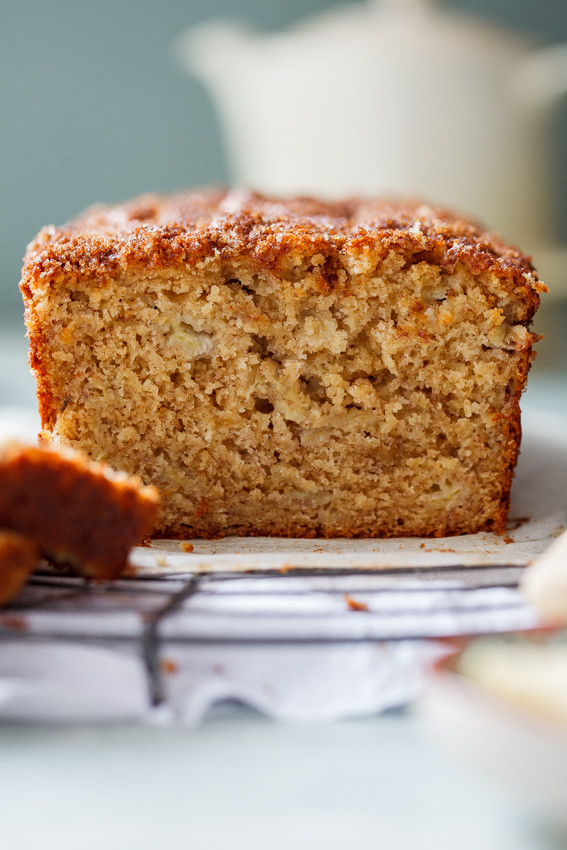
0, 530, 39, 605
0, 442, 160, 581
155, 508, 509, 541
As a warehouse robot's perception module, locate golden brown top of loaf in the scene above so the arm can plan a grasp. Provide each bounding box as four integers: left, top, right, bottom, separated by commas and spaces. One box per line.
21, 187, 546, 305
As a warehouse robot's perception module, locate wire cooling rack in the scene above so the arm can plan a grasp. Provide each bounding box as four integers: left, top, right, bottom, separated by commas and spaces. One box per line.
0, 564, 539, 708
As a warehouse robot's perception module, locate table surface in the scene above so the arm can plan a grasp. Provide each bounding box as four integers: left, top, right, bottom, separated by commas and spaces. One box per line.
1, 706, 565, 850
1, 318, 566, 850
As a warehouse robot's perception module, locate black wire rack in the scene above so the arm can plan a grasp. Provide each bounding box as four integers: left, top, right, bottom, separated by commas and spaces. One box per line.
0, 563, 538, 708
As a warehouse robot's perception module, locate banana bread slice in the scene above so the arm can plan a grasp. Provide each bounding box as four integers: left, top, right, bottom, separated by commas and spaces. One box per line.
0, 442, 159, 579
20, 188, 545, 539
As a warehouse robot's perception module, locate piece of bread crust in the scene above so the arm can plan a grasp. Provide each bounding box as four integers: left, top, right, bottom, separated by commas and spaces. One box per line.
0, 530, 39, 606
20, 188, 546, 539
0, 442, 159, 580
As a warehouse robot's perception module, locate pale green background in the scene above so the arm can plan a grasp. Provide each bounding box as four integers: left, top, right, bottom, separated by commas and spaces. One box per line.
2, 0, 567, 332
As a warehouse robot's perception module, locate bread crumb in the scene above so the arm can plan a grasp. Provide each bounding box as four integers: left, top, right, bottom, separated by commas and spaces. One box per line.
345, 594, 370, 612
0, 613, 28, 631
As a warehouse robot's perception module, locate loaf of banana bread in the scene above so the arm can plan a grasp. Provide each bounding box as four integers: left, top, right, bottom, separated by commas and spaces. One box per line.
20, 188, 545, 538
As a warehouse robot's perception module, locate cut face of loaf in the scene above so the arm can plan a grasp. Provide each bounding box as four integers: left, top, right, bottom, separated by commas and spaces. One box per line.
20, 189, 545, 538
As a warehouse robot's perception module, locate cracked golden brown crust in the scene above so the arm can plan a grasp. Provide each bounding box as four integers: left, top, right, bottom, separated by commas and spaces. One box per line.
21, 187, 545, 302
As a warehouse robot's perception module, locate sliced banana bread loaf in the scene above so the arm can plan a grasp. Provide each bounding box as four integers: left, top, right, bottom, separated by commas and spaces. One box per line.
20, 188, 545, 538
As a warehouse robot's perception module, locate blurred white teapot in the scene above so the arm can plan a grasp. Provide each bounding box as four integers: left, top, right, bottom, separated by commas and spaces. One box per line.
178, 0, 567, 292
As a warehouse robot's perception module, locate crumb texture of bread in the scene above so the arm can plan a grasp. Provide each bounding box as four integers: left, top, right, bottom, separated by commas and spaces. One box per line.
0, 442, 160, 579
0, 530, 38, 605
20, 188, 545, 539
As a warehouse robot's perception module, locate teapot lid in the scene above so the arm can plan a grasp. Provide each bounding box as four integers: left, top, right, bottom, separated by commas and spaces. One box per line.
284, 0, 532, 57
181, 0, 533, 97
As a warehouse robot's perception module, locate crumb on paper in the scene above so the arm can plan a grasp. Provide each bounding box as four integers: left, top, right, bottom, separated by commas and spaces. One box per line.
419, 543, 426, 549
161, 658, 178, 675
180, 542, 194, 553
345, 594, 370, 612
140, 537, 153, 547
0, 614, 28, 632
279, 563, 294, 574
156, 556, 167, 567
503, 535, 515, 545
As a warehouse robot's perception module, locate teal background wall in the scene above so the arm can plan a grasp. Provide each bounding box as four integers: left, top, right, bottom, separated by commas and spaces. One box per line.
2, 0, 567, 329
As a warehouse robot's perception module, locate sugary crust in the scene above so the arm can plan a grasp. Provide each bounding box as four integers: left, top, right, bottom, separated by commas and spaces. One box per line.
21, 187, 545, 304
0, 442, 160, 580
